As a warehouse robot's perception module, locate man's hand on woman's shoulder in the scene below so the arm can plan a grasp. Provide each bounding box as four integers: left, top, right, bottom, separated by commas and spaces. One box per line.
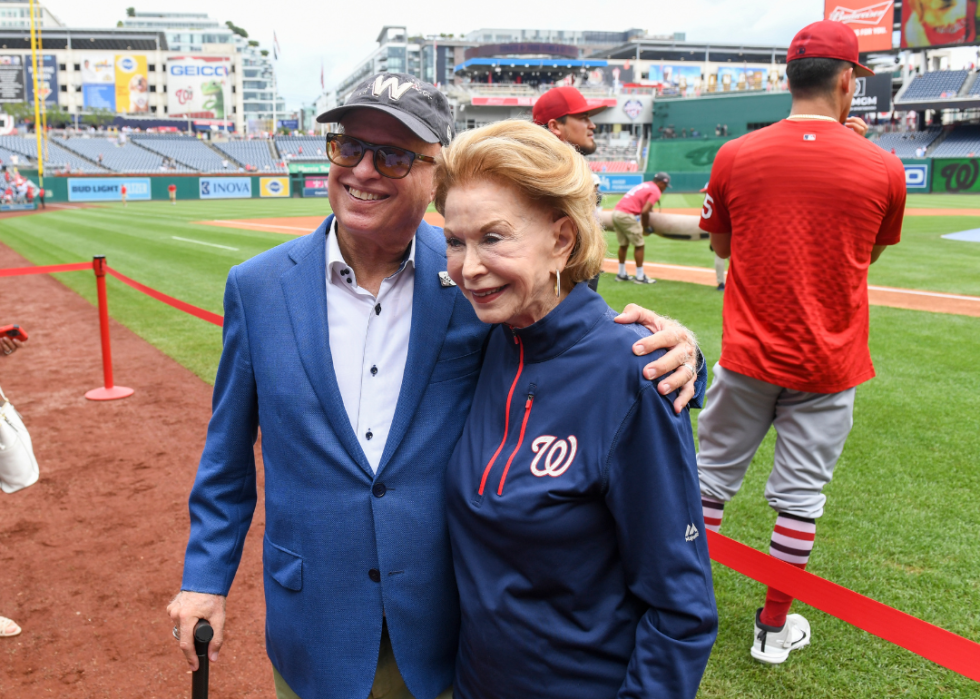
615, 304, 701, 414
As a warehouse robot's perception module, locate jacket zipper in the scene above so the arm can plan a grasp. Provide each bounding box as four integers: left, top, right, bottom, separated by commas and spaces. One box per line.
477, 334, 524, 497
497, 383, 535, 495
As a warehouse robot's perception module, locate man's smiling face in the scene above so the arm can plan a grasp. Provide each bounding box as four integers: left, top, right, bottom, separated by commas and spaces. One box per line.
327, 109, 440, 245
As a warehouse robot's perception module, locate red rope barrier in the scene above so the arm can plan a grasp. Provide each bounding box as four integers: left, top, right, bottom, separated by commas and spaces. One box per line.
707, 530, 980, 681
0, 262, 92, 277
104, 267, 223, 327
1, 259, 978, 680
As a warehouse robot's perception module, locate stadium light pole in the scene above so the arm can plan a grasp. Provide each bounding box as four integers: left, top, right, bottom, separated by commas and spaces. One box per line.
27, 0, 43, 188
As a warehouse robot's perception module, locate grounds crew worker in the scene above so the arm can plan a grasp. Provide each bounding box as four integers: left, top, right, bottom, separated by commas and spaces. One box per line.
697, 19, 905, 665
609, 173, 670, 284
533, 86, 608, 290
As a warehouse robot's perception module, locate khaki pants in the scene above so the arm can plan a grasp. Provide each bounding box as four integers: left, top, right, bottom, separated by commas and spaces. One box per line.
610, 210, 644, 248
274, 621, 453, 699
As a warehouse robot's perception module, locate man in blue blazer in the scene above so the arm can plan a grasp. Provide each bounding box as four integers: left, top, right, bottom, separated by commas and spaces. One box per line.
168, 73, 705, 699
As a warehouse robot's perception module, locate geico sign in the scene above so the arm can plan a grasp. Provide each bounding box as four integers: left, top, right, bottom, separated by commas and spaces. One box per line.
170, 65, 229, 77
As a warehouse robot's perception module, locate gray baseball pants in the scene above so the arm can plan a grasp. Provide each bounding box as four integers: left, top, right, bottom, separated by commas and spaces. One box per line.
696, 363, 855, 519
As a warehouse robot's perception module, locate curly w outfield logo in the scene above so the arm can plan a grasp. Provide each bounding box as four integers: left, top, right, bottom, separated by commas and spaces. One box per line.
935, 159, 980, 193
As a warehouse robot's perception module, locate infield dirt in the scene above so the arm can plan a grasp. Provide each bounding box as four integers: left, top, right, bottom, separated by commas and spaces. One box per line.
0, 242, 270, 697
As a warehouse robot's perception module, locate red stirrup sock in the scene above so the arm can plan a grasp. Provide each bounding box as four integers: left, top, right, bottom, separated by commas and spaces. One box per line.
701, 496, 725, 533
760, 512, 816, 628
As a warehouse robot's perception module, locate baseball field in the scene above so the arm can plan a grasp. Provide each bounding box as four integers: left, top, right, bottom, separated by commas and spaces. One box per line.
0, 194, 977, 697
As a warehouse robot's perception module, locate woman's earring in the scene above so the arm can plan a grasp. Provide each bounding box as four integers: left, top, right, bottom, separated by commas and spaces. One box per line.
555, 267, 561, 298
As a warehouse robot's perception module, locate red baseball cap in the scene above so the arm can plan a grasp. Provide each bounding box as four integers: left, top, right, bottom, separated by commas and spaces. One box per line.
787, 20, 874, 78
532, 86, 608, 125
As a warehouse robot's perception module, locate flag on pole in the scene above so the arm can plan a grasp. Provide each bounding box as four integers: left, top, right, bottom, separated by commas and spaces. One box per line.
273, 31, 281, 60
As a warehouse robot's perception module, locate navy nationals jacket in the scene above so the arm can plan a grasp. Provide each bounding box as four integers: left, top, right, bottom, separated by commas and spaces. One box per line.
446, 283, 717, 699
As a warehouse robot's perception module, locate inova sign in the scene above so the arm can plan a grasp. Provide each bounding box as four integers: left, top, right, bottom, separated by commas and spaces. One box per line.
199, 177, 252, 199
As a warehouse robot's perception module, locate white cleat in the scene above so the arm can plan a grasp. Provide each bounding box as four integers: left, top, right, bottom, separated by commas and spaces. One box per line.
750, 608, 811, 665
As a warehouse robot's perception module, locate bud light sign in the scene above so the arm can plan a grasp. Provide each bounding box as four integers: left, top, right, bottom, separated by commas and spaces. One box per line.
199, 177, 252, 199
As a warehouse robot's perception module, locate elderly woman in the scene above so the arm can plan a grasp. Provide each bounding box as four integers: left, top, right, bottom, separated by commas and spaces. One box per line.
435, 120, 717, 699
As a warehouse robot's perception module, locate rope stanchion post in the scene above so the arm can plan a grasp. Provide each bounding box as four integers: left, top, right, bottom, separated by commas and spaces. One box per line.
84, 255, 134, 401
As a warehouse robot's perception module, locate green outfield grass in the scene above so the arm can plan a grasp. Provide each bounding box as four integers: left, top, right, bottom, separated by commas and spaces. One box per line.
1, 198, 978, 697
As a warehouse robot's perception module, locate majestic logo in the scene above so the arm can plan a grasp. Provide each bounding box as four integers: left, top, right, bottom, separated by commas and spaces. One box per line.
685, 524, 700, 542
827, 1, 893, 25
529, 435, 578, 478
372, 75, 414, 101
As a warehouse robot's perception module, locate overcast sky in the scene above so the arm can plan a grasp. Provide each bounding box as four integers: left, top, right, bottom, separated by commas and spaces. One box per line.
44, 0, 824, 110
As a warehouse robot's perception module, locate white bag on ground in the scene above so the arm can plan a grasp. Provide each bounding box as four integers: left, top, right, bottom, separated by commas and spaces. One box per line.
0, 386, 39, 493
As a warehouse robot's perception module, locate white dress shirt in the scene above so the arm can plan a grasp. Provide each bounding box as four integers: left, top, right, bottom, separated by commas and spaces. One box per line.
326, 219, 415, 473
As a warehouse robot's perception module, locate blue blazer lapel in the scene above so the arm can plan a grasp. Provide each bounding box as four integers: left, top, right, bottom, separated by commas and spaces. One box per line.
377, 223, 456, 474
280, 216, 373, 479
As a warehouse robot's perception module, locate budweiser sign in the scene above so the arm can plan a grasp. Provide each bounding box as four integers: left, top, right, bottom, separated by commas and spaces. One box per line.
828, 1, 893, 25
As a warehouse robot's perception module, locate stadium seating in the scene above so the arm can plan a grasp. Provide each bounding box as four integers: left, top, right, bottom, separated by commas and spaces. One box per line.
53, 137, 192, 173
873, 127, 941, 158
276, 136, 327, 161
0, 136, 106, 173
927, 125, 980, 158
901, 70, 969, 101
131, 135, 234, 173
0, 144, 33, 168
212, 140, 285, 172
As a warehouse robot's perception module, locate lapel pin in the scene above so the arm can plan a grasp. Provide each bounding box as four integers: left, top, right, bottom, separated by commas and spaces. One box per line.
438, 271, 456, 287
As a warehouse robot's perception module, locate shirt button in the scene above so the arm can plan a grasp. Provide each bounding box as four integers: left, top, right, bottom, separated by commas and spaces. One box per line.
346, 278, 352, 284
372, 482, 386, 498
365, 430, 373, 440
368, 568, 381, 583
375, 303, 382, 315
370, 365, 378, 376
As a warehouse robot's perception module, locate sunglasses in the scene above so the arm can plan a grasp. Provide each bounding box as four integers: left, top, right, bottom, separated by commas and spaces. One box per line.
325, 133, 436, 180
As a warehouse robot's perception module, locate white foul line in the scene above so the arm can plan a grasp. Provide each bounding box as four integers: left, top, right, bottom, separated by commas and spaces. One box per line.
172, 236, 239, 251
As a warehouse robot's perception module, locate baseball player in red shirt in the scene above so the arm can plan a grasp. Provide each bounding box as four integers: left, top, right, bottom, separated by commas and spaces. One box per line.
120, 184, 128, 207
168, 183, 177, 205
697, 20, 905, 664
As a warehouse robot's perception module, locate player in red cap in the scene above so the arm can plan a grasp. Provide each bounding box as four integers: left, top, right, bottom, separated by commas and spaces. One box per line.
534, 86, 609, 289
696, 20, 905, 665
532, 85, 608, 156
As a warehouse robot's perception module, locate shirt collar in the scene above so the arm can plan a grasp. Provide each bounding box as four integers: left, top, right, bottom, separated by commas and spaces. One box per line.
326, 217, 415, 289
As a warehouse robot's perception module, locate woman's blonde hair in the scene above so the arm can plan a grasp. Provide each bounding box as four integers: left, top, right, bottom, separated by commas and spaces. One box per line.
433, 119, 605, 284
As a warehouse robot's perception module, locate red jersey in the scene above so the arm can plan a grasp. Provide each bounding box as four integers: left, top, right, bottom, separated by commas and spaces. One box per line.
168, 184, 176, 192
120, 185, 127, 194
699, 119, 905, 393
614, 181, 662, 215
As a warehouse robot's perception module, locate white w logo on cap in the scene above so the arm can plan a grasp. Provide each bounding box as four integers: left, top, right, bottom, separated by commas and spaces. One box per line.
372, 75, 413, 101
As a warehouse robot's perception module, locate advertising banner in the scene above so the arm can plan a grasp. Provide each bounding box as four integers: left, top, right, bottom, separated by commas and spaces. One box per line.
199, 177, 251, 199
713, 66, 768, 92
303, 176, 330, 197
82, 54, 117, 110
826, 1, 894, 52
848, 73, 893, 114
68, 177, 151, 202
115, 55, 149, 114
25, 55, 57, 105
0, 55, 24, 103
903, 162, 930, 190
932, 158, 980, 192
584, 65, 635, 89
901, 0, 973, 48
260, 177, 290, 197
648, 64, 702, 96
597, 173, 644, 193
167, 57, 232, 120
288, 162, 330, 174
277, 119, 299, 130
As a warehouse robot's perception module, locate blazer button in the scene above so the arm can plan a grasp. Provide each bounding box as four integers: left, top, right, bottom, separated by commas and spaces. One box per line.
372, 482, 386, 498
368, 568, 381, 583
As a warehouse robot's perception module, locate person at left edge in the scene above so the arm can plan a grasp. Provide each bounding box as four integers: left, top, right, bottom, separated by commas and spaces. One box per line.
168, 72, 706, 699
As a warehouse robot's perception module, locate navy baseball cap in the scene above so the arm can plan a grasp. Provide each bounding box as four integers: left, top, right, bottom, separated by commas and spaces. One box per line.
652, 172, 671, 187
317, 72, 455, 146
